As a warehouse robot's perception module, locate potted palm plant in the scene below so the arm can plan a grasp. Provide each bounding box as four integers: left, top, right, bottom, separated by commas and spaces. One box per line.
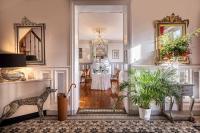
118, 68, 181, 120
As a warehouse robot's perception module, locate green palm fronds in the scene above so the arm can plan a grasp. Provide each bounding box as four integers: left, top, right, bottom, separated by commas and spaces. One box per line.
119, 68, 181, 109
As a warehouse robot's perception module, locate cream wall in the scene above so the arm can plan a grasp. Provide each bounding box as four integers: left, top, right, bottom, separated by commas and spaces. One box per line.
131, 0, 200, 65
79, 41, 92, 63
0, 0, 70, 67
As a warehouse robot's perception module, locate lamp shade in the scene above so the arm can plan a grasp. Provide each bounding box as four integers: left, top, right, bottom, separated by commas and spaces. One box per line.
0, 54, 26, 68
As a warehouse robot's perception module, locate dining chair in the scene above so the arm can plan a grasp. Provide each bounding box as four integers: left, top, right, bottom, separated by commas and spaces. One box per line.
80, 68, 91, 83
84, 68, 92, 89
110, 69, 120, 90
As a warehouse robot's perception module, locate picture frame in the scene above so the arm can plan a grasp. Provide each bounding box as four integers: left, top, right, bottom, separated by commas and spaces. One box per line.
112, 50, 119, 59
154, 13, 189, 64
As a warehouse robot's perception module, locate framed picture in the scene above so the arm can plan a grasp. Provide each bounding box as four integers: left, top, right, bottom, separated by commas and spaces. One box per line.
112, 50, 119, 59
79, 48, 83, 59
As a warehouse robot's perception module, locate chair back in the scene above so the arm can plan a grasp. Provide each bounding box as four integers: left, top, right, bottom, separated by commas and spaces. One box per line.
115, 69, 120, 80
85, 68, 91, 77
112, 68, 120, 80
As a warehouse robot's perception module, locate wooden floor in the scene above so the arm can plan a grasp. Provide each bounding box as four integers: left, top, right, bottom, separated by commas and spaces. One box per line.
79, 82, 124, 109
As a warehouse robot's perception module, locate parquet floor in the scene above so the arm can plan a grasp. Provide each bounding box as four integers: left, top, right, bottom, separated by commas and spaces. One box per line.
79, 82, 124, 109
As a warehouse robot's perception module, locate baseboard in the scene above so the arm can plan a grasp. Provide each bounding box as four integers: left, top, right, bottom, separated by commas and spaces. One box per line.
0, 110, 46, 127
1, 109, 199, 127
46, 110, 58, 115
46, 110, 76, 116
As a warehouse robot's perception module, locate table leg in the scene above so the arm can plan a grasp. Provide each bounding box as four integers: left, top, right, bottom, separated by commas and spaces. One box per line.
189, 96, 195, 122
169, 97, 174, 122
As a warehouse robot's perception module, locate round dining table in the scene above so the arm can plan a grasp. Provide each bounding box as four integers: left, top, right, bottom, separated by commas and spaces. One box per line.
91, 73, 111, 90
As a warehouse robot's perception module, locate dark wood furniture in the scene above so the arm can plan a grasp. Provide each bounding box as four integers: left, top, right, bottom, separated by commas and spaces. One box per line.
83, 69, 92, 89
110, 69, 120, 90
80, 69, 91, 83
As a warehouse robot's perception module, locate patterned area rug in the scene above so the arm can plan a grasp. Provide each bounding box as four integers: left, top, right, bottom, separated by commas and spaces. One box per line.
0, 119, 200, 133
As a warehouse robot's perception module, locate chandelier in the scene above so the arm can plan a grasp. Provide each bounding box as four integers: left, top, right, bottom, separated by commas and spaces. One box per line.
92, 28, 108, 58
92, 28, 108, 48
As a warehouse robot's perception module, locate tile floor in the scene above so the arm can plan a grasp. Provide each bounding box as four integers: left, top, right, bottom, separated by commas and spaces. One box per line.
1, 115, 200, 133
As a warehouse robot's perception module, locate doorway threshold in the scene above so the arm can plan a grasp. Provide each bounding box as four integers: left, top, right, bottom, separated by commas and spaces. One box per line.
78, 108, 126, 114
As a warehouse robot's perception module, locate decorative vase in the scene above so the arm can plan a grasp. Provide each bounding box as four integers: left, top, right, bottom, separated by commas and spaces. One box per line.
139, 107, 151, 120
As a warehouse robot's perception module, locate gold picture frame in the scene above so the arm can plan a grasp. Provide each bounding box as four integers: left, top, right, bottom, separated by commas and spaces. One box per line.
154, 13, 189, 64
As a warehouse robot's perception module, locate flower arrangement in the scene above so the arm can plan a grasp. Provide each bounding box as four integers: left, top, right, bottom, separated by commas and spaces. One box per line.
159, 28, 200, 61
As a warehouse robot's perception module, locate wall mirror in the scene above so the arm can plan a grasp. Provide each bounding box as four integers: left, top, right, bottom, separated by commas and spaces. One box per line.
154, 13, 189, 64
14, 17, 46, 65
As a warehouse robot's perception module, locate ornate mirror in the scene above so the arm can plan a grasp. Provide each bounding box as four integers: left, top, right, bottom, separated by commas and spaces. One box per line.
14, 17, 46, 65
154, 13, 189, 64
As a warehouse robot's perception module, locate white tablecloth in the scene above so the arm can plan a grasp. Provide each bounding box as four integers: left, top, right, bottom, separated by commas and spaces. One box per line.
91, 73, 111, 90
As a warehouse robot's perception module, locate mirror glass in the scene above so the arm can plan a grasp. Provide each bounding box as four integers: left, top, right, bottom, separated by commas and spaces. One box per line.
159, 25, 183, 39
15, 17, 46, 65
155, 13, 189, 64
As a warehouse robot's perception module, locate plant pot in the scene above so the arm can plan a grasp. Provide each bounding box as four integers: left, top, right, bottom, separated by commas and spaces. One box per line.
139, 107, 151, 120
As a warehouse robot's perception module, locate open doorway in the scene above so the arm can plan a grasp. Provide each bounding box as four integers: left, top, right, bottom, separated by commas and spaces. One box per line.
70, 0, 131, 114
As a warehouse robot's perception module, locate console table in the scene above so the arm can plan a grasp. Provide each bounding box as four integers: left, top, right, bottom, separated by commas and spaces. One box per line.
163, 84, 195, 122
0, 79, 51, 118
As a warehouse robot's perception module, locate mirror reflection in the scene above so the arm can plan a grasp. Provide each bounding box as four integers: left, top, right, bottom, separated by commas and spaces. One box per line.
15, 17, 46, 65
159, 25, 183, 40
18, 27, 42, 61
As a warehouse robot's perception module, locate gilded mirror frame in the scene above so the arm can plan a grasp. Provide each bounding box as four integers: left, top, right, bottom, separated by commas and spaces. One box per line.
14, 17, 46, 65
154, 13, 189, 64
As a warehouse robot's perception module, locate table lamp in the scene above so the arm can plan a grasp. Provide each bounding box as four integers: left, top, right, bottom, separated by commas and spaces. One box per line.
0, 53, 26, 81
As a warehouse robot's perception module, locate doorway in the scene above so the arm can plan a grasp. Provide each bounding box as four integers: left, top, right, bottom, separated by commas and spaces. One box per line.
70, 0, 131, 115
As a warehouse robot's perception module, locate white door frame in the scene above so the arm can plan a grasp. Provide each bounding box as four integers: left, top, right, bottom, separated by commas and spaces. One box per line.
69, 0, 132, 115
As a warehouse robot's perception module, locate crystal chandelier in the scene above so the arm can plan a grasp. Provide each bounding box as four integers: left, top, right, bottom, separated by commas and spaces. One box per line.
92, 28, 108, 58
92, 28, 108, 48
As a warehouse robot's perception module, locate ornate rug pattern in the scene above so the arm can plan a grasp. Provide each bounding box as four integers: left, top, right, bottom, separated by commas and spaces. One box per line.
0, 119, 200, 133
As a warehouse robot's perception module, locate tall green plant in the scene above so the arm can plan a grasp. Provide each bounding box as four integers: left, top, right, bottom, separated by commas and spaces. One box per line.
119, 68, 181, 109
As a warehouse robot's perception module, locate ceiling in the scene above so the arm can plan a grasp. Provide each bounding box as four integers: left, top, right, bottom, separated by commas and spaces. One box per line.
78, 5, 124, 41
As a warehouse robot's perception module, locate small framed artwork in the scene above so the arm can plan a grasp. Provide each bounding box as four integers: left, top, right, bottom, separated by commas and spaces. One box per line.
112, 50, 119, 59
79, 48, 83, 59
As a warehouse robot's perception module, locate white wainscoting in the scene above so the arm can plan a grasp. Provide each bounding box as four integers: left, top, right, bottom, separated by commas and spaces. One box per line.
129, 64, 200, 114
0, 79, 51, 118
26, 65, 200, 115
32, 67, 70, 111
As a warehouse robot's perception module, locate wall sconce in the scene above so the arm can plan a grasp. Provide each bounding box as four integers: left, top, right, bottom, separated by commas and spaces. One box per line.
0, 53, 26, 81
